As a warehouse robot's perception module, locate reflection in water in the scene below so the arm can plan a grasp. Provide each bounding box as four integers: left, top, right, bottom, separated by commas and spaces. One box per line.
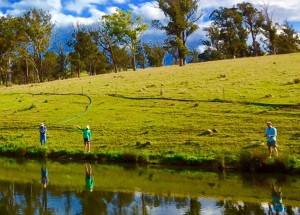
41, 165, 48, 189
0, 180, 299, 214
85, 164, 94, 192
0, 158, 300, 214
269, 180, 285, 215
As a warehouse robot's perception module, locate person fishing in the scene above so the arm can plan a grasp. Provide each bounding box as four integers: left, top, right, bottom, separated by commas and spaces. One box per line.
39, 123, 47, 145
76, 125, 92, 152
265, 121, 278, 158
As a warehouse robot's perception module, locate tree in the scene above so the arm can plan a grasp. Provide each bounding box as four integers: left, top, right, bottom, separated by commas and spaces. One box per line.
42, 51, 58, 81
202, 23, 223, 53
260, 4, 279, 55
238, 2, 264, 56
93, 19, 121, 73
67, 24, 99, 77
187, 49, 199, 63
136, 42, 148, 69
0, 16, 19, 86
277, 21, 300, 54
153, 0, 202, 66
144, 43, 166, 67
22, 9, 54, 82
209, 7, 248, 58
102, 9, 148, 71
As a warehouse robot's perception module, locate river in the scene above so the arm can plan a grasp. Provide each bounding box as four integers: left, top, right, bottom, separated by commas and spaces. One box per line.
0, 157, 299, 214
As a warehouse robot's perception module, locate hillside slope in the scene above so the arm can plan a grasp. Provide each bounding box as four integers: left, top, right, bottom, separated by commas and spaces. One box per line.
0, 53, 299, 169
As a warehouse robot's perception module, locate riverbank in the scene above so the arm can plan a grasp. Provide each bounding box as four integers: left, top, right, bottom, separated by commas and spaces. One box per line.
0, 53, 300, 173
0, 143, 300, 174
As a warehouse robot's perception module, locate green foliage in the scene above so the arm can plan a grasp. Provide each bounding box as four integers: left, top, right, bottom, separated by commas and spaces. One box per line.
154, 0, 201, 66
102, 9, 148, 71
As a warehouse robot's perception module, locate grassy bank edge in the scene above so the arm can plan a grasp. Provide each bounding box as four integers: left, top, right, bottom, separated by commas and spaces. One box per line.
1, 144, 300, 174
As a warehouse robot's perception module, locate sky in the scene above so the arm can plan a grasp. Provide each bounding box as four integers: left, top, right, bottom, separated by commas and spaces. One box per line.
1, 0, 300, 51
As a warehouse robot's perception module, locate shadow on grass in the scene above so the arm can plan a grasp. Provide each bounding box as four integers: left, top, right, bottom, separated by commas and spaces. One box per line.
107, 93, 300, 108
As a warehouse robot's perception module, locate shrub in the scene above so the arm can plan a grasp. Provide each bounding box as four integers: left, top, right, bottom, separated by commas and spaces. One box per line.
294, 78, 300, 84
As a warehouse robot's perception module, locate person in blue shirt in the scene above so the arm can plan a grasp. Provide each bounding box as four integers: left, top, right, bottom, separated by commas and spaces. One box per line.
39, 123, 47, 145
265, 121, 278, 158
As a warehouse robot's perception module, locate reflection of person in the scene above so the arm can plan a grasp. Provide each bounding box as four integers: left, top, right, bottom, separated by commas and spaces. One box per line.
41, 166, 49, 188
85, 164, 94, 192
265, 121, 278, 158
39, 123, 47, 145
76, 125, 92, 152
268, 180, 284, 215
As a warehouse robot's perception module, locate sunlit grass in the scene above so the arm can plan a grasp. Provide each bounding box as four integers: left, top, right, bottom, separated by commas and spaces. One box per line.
0, 53, 300, 170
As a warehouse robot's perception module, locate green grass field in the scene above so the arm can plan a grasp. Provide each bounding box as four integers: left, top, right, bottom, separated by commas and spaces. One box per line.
0, 53, 300, 171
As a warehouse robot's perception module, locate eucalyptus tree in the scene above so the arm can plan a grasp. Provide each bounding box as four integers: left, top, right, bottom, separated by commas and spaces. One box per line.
276, 21, 300, 54
0, 16, 19, 86
93, 19, 121, 73
143, 43, 166, 67
136, 42, 148, 69
22, 9, 54, 82
260, 4, 279, 55
201, 22, 223, 62
68, 24, 99, 77
237, 2, 264, 56
153, 0, 202, 66
101, 9, 148, 71
209, 7, 248, 58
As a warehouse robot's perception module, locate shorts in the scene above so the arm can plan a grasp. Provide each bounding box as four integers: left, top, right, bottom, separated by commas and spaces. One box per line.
268, 141, 277, 147
84, 138, 90, 142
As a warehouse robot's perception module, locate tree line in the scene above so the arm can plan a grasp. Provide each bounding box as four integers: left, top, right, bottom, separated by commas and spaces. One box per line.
1, 0, 300, 86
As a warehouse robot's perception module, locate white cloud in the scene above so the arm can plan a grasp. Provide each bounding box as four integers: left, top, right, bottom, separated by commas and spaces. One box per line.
198, 0, 300, 23
63, 0, 106, 14
129, 1, 164, 22
51, 13, 97, 27
106, 7, 118, 14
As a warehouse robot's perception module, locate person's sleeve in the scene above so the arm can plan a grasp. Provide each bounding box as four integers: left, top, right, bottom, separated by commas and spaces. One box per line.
89, 131, 92, 139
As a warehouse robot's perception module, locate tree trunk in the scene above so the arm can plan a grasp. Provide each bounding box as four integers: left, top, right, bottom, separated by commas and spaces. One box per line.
132, 54, 136, 71
26, 58, 29, 84
109, 45, 118, 73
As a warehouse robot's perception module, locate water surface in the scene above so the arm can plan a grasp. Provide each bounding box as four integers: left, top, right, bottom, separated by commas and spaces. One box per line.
0, 157, 299, 214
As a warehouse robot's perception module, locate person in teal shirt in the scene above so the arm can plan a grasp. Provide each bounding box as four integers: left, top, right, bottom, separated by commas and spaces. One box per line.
76, 125, 92, 152
85, 164, 94, 192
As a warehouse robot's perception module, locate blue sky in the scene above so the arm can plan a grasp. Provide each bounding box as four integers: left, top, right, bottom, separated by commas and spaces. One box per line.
1, 0, 300, 51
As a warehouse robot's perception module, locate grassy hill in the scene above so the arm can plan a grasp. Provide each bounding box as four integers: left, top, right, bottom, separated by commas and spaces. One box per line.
0, 53, 300, 171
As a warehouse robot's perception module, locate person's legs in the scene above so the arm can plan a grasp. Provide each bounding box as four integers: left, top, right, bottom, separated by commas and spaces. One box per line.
84, 141, 87, 152
43, 135, 47, 145
268, 146, 272, 158
274, 146, 278, 157
87, 141, 90, 152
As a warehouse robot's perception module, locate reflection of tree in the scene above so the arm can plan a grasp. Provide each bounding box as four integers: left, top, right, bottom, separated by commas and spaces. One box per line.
112, 192, 135, 214
184, 198, 202, 215
285, 205, 295, 215
0, 182, 20, 214
224, 201, 265, 215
